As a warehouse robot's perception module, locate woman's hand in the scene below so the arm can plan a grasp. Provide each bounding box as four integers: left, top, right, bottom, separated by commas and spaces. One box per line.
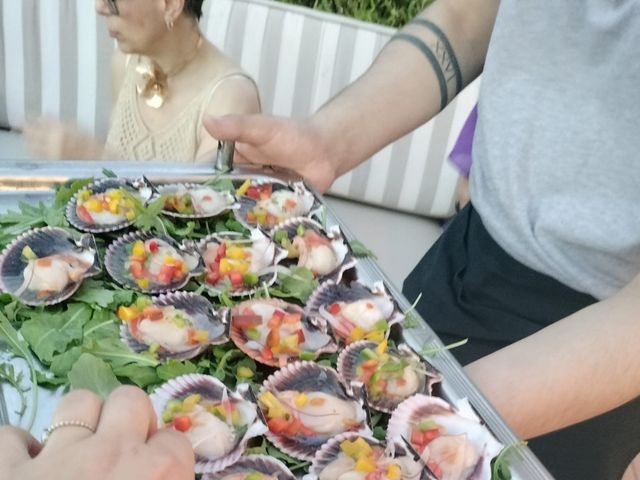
203, 114, 339, 193
0, 386, 194, 480
23, 118, 104, 160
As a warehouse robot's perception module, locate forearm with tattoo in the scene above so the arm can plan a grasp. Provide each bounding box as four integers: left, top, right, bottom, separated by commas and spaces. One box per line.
391, 18, 463, 110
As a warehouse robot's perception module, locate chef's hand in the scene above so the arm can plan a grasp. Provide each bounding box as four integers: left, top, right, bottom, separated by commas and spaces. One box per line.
0, 386, 194, 480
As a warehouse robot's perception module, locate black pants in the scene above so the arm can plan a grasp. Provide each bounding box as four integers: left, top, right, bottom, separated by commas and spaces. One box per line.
402, 204, 639, 480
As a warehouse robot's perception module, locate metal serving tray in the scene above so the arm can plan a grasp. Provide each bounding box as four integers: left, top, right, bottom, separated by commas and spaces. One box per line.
0, 160, 553, 479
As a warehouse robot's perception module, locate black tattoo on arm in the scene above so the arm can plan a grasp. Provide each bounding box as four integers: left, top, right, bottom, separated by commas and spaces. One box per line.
390, 19, 462, 111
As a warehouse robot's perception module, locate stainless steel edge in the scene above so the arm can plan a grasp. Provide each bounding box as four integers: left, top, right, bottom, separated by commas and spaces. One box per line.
0, 160, 553, 479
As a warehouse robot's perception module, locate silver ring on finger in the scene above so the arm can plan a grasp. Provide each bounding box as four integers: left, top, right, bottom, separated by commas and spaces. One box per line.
42, 419, 96, 443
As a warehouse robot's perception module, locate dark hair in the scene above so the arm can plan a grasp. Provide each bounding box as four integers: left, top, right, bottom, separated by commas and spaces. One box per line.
184, 0, 204, 20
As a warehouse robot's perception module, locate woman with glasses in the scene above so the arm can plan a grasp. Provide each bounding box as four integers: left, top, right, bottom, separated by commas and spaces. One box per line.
24, 0, 260, 162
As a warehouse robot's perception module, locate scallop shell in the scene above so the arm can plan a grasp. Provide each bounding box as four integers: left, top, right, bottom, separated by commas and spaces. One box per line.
66, 177, 152, 233
120, 291, 228, 361
236, 180, 320, 229
268, 218, 356, 283
229, 298, 337, 367
387, 395, 503, 480
150, 374, 268, 474
198, 229, 288, 297
0, 227, 100, 306
305, 280, 404, 345
202, 454, 296, 480
155, 183, 238, 220
105, 231, 203, 293
337, 341, 442, 413
259, 361, 371, 461
305, 432, 430, 480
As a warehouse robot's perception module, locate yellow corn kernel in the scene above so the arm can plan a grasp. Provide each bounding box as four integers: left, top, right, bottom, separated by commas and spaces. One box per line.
350, 327, 365, 341
84, 198, 102, 212
236, 179, 251, 196
181, 394, 202, 412
354, 456, 376, 473
386, 464, 402, 480
132, 240, 145, 258
365, 330, 385, 344
136, 278, 149, 289
294, 393, 308, 408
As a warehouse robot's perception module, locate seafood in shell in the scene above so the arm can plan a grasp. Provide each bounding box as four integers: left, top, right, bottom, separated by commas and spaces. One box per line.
229, 298, 336, 367
337, 341, 442, 413
199, 229, 287, 297
150, 374, 268, 474
201, 454, 296, 480
387, 395, 503, 480
0, 227, 100, 306
118, 292, 228, 361
305, 432, 429, 480
105, 231, 202, 293
66, 177, 152, 233
236, 180, 319, 228
258, 361, 370, 461
305, 280, 404, 345
269, 218, 355, 282
156, 183, 237, 219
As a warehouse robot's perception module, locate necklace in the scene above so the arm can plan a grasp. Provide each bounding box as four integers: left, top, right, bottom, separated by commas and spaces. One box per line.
135, 35, 204, 109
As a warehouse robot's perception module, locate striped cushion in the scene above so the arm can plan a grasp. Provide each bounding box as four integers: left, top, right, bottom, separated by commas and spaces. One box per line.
0, 0, 113, 138
0, 0, 478, 217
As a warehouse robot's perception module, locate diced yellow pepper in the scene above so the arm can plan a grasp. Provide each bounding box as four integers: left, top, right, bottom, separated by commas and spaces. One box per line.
164, 256, 175, 265
236, 366, 254, 379
376, 340, 388, 355
117, 305, 139, 322
193, 330, 209, 343
365, 330, 385, 344
350, 327, 365, 341
136, 278, 149, 289
281, 334, 299, 351
85, 198, 103, 212
226, 245, 247, 260
108, 201, 119, 214
109, 189, 123, 201
354, 456, 376, 473
132, 240, 145, 258
78, 190, 91, 202
126, 210, 136, 221
258, 391, 288, 419
386, 464, 402, 480
236, 179, 251, 196
294, 393, 308, 408
340, 438, 373, 460
181, 394, 201, 412
219, 258, 233, 274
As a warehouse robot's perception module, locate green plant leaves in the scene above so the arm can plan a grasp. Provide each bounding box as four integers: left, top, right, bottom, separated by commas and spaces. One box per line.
68, 353, 121, 398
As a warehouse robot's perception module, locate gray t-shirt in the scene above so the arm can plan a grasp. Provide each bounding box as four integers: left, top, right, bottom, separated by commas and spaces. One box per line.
470, 0, 640, 300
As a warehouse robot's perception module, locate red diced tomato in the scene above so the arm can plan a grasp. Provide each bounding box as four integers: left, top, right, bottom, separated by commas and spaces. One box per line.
158, 265, 175, 284
228, 271, 243, 287
172, 416, 192, 432
206, 271, 221, 285
267, 417, 290, 434
216, 243, 226, 259
328, 303, 341, 315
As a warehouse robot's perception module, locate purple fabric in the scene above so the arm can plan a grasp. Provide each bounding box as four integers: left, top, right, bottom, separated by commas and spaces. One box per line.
448, 104, 478, 178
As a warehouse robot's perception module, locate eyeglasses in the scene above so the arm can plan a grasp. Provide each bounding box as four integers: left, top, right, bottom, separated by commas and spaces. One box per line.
105, 0, 119, 15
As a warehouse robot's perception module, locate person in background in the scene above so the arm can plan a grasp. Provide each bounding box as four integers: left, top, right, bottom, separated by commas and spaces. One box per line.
203, 0, 640, 478
24, 0, 260, 163
0, 387, 194, 480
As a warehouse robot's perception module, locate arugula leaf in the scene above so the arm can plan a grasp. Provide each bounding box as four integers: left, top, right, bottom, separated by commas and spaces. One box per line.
157, 359, 198, 381
53, 178, 93, 209
68, 353, 121, 398
113, 365, 159, 388
131, 194, 168, 232
0, 364, 27, 416
73, 280, 119, 308
349, 239, 377, 259
269, 267, 318, 303
50, 346, 83, 377
83, 310, 120, 339
83, 337, 159, 369
20, 303, 92, 363
0, 313, 38, 429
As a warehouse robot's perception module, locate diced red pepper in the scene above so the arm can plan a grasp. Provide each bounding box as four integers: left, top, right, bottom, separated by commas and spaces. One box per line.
149, 241, 159, 253
143, 307, 163, 321
328, 303, 341, 315
267, 417, 290, 434
158, 264, 175, 284
130, 260, 144, 279
206, 271, 221, 285
172, 416, 192, 432
228, 270, 243, 287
